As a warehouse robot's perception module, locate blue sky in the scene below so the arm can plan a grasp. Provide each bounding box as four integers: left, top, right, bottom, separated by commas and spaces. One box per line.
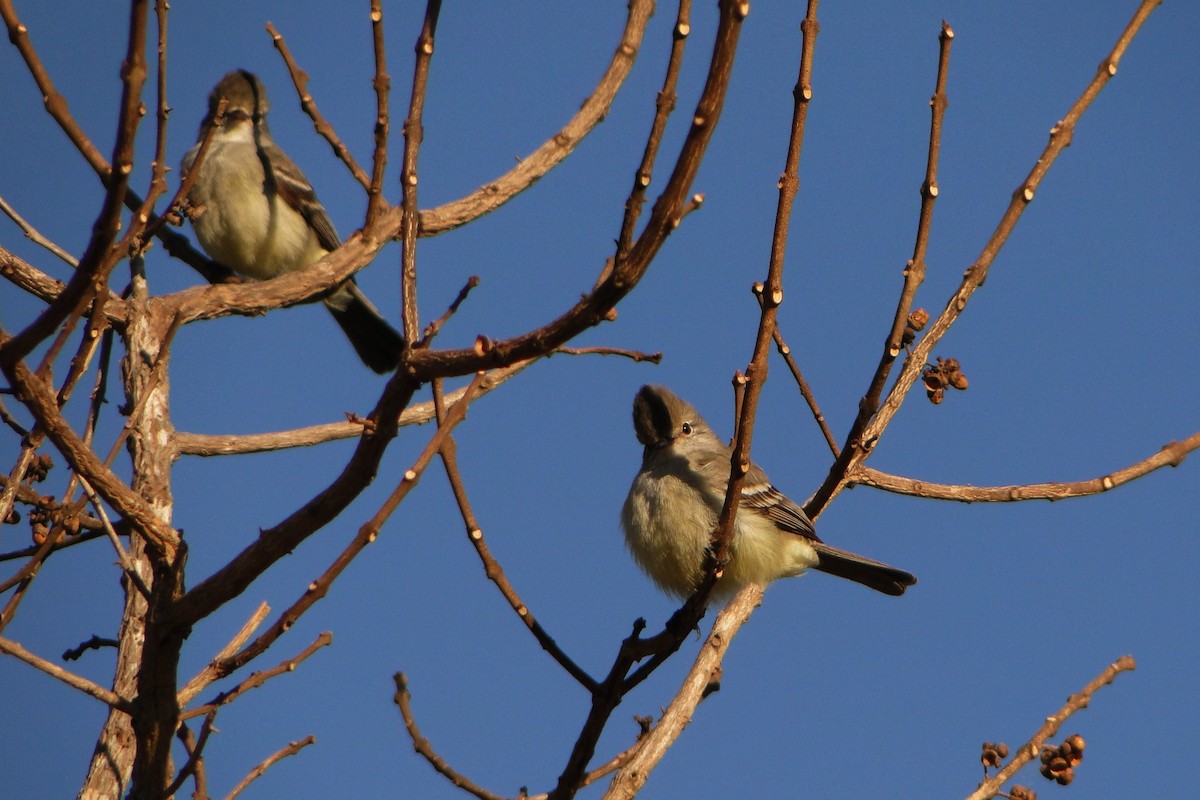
2, 2, 1198, 798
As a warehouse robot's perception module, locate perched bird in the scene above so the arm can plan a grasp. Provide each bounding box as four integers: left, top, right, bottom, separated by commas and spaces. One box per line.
621, 385, 916, 598
181, 69, 403, 373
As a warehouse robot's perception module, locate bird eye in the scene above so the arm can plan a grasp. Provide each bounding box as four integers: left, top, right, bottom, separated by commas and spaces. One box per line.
681, 422, 693, 435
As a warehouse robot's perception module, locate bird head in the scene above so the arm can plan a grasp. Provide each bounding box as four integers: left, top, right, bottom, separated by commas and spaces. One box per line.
631, 385, 712, 451
200, 69, 270, 138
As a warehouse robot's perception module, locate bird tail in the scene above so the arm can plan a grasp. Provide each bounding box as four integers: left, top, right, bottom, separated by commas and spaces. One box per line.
810, 542, 916, 596
324, 281, 405, 374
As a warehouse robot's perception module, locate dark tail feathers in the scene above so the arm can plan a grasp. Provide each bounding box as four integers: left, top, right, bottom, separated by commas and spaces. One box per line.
811, 542, 916, 596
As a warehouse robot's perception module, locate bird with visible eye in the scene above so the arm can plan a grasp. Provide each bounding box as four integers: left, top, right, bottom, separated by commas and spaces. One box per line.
621, 384, 916, 599
181, 69, 405, 373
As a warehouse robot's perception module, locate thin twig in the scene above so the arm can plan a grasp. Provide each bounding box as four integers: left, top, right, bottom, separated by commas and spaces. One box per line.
178, 602, 271, 705
551, 346, 662, 363
77, 474, 151, 599
0, 529, 106, 563
398, 0, 442, 344
403, 0, 740, 384
712, 0, 818, 589
807, 0, 1163, 516
144, 96, 227, 243
603, 585, 762, 799
0, 512, 67, 598
166, 370, 424, 630
1, 344, 181, 560
419, 0, 653, 237
0, 444, 38, 546
222, 735, 316, 800
432, 379, 598, 691
181, 632, 332, 721
367, 0, 391, 223
62, 634, 119, 662
809, 19, 952, 497
175, 721, 210, 800
0, 635, 133, 711
393, 673, 508, 800
186, 375, 483, 672
420, 275, 480, 347
0, 194, 79, 267
965, 656, 1136, 800
546, 6, 753, 797
173, 358, 533, 457
0, 0, 219, 287
0, 244, 127, 317
162, 710, 217, 799
267, 22, 371, 189
851, 431, 1199, 502
616, 0, 693, 261
2, 0, 149, 365
135, 0, 172, 247
753, 284, 838, 455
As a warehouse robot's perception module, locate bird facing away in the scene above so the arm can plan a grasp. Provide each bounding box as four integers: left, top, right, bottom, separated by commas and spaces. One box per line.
181, 69, 404, 373
621, 385, 916, 598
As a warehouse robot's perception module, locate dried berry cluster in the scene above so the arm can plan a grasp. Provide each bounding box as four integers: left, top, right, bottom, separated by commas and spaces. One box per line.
1040, 734, 1085, 786
25, 453, 54, 483
1008, 785, 1038, 800
922, 356, 968, 404
981, 741, 1009, 769
902, 307, 929, 349
29, 505, 82, 544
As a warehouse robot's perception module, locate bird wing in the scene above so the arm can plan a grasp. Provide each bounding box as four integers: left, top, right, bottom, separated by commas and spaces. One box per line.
690, 447, 821, 542
262, 141, 342, 253
740, 478, 820, 542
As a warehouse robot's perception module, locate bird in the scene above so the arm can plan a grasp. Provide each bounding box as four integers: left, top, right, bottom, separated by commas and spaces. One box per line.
181, 69, 404, 373
621, 384, 916, 598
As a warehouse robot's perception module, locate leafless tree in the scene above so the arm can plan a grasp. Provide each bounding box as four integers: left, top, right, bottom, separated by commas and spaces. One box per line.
0, 1, 1189, 798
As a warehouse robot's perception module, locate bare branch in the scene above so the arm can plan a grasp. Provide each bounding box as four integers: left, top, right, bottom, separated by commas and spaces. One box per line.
175, 374, 483, 666
62, 634, 119, 662
754, 284, 839, 456
0, 635, 133, 711
420, 275, 480, 347
808, 0, 1164, 516
163, 710, 217, 800
366, 0, 391, 222
397, 0, 441, 343
966, 656, 1136, 800
222, 735, 316, 800
711, 0, 818, 587
77, 474, 151, 600
178, 601, 271, 705
0, 0, 149, 364
267, 22, 370, 189
166, 371, 421, 630
175, 721, 209, 800
181, 632, 332, 721
546, 6, 754, 794
393, 672, 508, 800
174, 358, 533, 457
403, 0, 744, 384
850, 431, 1200, 502
551, 346, 662, 363
616, 0, 693, 260
603, 585, 762, 799
831, 20, 953, 472
0, 194, 79, 267
0, 0, 109, 174
419, 0, 654, 236
0, 245, 126, 323
433, 380, 598, 691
